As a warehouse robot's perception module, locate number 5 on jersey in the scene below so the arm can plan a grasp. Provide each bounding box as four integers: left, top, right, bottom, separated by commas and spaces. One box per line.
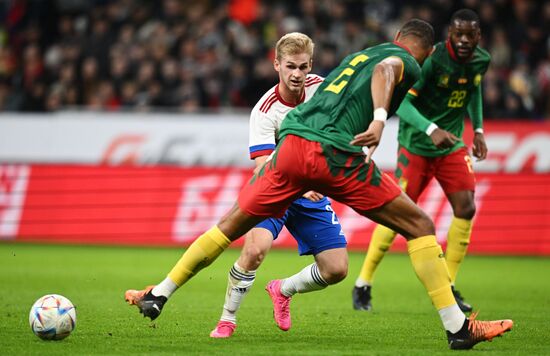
324, 54, 369, 94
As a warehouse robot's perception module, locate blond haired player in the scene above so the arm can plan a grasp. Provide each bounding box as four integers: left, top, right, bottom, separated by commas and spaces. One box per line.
130, 33, 349, 338
208, 32, 347, 338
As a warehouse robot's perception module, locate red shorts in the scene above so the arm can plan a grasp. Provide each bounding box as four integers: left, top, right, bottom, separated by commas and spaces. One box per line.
238, 134, 401, 218
395, 146, 476, 202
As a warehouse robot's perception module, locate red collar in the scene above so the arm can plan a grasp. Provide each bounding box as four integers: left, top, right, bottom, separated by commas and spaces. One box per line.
393, 41, 413, 56
446, 39, 473, 63
446, 39, 459, 61
275, 83, 305, 107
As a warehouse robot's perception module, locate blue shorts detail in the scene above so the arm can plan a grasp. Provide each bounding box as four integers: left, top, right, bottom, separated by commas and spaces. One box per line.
255, 197, 346, 256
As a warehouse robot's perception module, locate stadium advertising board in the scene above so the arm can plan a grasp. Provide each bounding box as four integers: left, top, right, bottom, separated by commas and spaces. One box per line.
1, 164, 548, 255
0, 115, 548, 254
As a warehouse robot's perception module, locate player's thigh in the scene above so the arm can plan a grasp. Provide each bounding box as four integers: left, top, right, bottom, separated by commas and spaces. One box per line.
396, 146, 433, 202
285, 200, 346, 256
363, 192, 435, 240
435, 147, 477, 218
435, 147, 476, 195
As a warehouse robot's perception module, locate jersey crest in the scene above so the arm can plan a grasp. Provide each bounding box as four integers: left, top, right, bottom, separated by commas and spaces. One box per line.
437, 74, 450, 88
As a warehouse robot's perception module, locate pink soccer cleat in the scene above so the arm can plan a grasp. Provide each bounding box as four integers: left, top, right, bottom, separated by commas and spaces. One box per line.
210, 320, 236, 338
265, 279, 292, 331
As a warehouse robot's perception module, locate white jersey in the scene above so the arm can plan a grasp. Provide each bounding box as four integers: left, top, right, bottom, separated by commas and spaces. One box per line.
249, 74, 324, 159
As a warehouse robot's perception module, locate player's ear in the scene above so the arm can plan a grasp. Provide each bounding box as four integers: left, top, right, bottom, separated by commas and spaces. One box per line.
274, 58, 280, 72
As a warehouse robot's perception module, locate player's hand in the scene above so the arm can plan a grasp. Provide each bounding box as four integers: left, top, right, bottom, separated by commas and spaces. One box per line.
472, 132, 488, 161
303, 190, 324, 202
350, 120, 385, 163
430, 128, 460, 149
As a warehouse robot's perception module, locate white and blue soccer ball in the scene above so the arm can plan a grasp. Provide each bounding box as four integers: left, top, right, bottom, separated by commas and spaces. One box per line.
29, 294, 76, 340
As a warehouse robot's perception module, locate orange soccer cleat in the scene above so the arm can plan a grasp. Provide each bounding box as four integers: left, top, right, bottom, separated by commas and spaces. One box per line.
447, 312, 513, 350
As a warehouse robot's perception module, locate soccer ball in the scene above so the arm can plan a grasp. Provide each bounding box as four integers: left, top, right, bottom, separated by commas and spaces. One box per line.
29, 294, 76, 340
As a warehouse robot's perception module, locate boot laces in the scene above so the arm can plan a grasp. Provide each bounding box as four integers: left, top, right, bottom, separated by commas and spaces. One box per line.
468, 312, 492, 342
279, 295, 291, 318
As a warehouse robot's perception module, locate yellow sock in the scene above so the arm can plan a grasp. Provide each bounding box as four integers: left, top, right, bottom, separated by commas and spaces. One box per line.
445, 217, 472, 284
408, 235, 455, 310
167, 226, 231, 286
358, 224, 397, 284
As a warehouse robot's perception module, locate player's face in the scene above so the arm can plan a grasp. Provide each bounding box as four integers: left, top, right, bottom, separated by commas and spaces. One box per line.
448, 20, 480, 60
274, 53, 312, 95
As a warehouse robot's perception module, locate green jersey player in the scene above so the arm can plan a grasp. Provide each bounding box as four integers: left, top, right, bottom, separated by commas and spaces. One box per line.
126, 19, 512, 350
354, 9, 490, 315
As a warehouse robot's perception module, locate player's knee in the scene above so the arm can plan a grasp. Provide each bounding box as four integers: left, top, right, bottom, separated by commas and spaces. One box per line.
413, 213, 435, 237
454, 201, 476, 220
240, 245, 266, 270
319, 262, 348, 285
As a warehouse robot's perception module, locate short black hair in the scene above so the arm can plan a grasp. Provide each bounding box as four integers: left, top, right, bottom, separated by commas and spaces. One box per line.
399, 19, 434, 49
450, 9, 480, 24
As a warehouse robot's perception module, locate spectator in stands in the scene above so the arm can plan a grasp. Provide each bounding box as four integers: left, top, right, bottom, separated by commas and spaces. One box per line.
0, 0, 547, 118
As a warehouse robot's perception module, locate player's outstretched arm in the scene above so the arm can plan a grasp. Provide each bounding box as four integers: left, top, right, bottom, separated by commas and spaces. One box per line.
370, 57, 403, 112
351, 57, 403, 162
397, 96, 459, 149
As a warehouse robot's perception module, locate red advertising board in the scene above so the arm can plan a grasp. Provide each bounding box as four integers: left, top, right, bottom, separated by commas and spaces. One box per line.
462, 121, 550, 173
1, 164, 548, 255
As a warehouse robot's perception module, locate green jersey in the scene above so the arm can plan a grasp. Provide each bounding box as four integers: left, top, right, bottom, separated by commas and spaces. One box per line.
279, 42, 422, 153
397, 41, 491, 157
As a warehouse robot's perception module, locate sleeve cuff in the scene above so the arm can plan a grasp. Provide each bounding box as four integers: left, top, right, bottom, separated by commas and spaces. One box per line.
474, 128, 484, 134
425, 123, 438, 136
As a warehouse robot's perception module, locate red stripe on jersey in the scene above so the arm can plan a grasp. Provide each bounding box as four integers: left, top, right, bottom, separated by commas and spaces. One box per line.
306, 76, 321, 84
261, 95, 278, 113
250, 149, 274, 159
259, 93, 277, 112
305, 79, 323, 87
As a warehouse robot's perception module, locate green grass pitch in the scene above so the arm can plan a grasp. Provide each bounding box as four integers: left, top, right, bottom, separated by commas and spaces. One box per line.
1, 243, 549, 355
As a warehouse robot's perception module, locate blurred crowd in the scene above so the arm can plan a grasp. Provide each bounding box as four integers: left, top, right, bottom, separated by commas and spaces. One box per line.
0, 0, 548, 119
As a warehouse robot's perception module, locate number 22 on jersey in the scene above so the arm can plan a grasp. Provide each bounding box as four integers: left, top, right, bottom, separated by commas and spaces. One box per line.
447, 90, 466, 108
324, 54, 369, 94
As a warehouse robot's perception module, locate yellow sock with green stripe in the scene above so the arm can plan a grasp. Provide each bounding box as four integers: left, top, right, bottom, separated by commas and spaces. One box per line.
356, 224, 397, 286
445, 217, 473, 284
407, 235, 456, 310
167, 225, 231, 286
